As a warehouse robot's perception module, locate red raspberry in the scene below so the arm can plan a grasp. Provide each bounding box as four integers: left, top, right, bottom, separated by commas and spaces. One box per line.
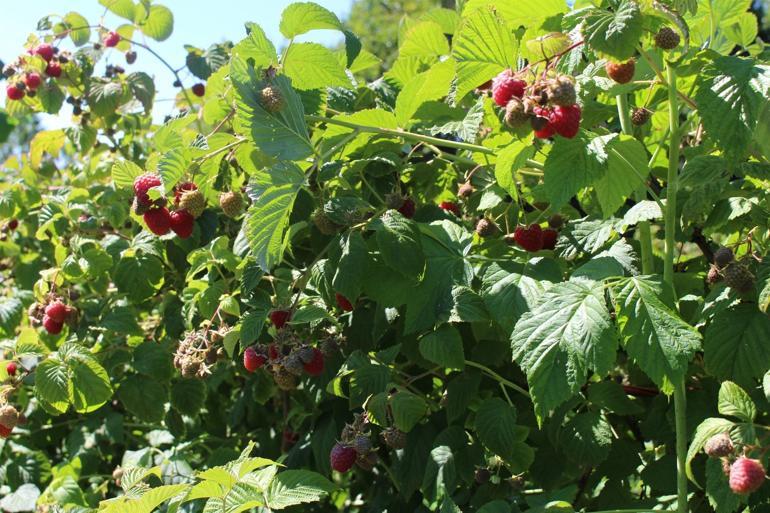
133, 173, 162, 206
24, 73, 41, 90
269, 309, 291, 329
336, 293, 354, 312
303, 347, 324, 376
330, 443, 357, 473
492, 69, 526, 107
0, 424, 12, 438
7, 219, 18, 231
513, 224, 544, 252
34, 43, 55, 62
173, 182, 198, 206
397, 198, 416, 219
439, 201, 461, 216
44, 301, 69, 323
605, 59, 635, 84
268, 344, 280, 360
192, 83, 205, 97
169, 209, 194, 239
282, 428, 299, 447
42, 315, 64, 335
143, 207, 172, 236
6, 362, 17, 376
104, 31, 121, 48
6, 85, 24, 101
532, 106, 555, 139
542, 228, 558, 250
729, 457, 765, 494
45, 62, 62, 78
243, 347, 266, 372
549, 105, 581, 139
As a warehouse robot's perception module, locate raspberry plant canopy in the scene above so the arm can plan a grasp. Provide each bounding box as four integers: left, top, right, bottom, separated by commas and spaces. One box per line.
1, 0, 770, 511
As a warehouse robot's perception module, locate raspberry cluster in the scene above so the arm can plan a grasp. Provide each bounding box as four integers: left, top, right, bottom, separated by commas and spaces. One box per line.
505, 223, 560, 252
28, 297, 77, 335
702, 433, 767, 495
132, 174, 201, 239
331, 414, 377, 472
491, 70, 582, 139
174, 329, 225, 379
4, 43, 69, 101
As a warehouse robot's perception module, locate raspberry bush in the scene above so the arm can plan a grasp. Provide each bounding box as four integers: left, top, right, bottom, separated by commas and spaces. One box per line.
1, 1, 770, 512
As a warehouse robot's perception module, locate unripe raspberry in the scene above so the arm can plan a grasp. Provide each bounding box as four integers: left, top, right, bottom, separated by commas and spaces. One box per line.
312, 208, 339, 235
704, 433, 734, 458
0, 404, 19, 429
546, 75, 576, 107
655, 27, 681, 50
219, 191, 244, 218
606, 59, 636, 84
458, 182, 474, 198
631, 107, 651, 126
714, 247, 734, 268
178, 190, 206, 218
707, 265, 722, 285
260, 85, 284, 113
724, 262, 754, 294
273, 368, 297, 390
330, 443, 357, 472
548, 214, 565, 230
356, 451, 378, 471
352, 434, 372, 455
283, 353, 305, 376
729, 457, 765, 494
2, 64, 15, 78
381, 426, 407, 449
475, 218, 497, 238
504, 97, 530, 128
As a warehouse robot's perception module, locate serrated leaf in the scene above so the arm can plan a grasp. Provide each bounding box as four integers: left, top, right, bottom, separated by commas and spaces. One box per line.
511, 280, 617, 420
390, 391, 427, 433
419, 324, 465, 370
99, 0, 135, 21
127, 72, 155, 114
475, 398, 532, 470
395, 60, 454, 127
686, 417, 735, 483
544, 131, 604, 211
400, 21, 449, 59
118, 375, 167, 423
717, 381, 755, 422
560, 411, 613, 466
137, 4, 174, 41
265, 470, 334, 510
100, 484, 188, 513
158, 148, 190, 193
64, 12, 91, 46
583, 1, 643, 60
279, 2, 342, 38
704, 304, 770, 386
332, 231, 368, 302
283, 43, 350, 91
374, 210, 425, 281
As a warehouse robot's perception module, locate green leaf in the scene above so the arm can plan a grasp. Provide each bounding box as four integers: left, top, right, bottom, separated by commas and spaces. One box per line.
400, 21, 450, 59
395, 60, 455, 127
114, 253, 165, 302
133, 342, 173, 380
233, 24, 278, 69
332, 231, 368, 302
583, 1, 643, 60
463, 0, 567, 28
69, 356, 112, 414
279, 2, 342, 38
593, 135, 648, 217
544, 132, 604, 211
100, 484, 188, 513
475, 398, 532, 470
390, 391, 427, 433
511, 280, 617, 420
494, 141, 535, 203
704, 304, 770, 386
126, 72, 155, 114
374, 210, 425, 281
158, 147, 190, 193
695, 56, 770, 159
718, 381, 756, 422
283, 43, 350, 90
35, 359, 70, 414
265, 470, 334, 510
117, 375, 167, 423
612, 276, 701, 394
233, 69, 312, 161
99, 0, 135, 20
419, 324, 465, 370
452, 8, 518, 100
87, 80, 125, 117
64, 12, 91, 46
560, 411, 613, 466
171, 379, 207, 417
686, 417, 735, 483
137, 4, 174, 41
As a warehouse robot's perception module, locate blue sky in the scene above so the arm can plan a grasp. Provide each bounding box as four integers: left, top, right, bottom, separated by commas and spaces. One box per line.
0, 0, 353, 122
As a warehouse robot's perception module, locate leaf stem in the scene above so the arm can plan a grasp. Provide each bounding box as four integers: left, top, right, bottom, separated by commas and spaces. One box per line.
464, 360, 530, 398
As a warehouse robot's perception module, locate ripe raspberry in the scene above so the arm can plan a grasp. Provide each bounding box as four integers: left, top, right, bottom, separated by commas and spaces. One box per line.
397, 197, 416, 219
282, 428, 299, 446
729, 457, 765, 494
312, 209, 339, 235
492, 69, 526, 107
475, 218, 497, 238
475, 467, 491, 484
268, 344, 280, 361
269, 309, 291, 329
546, 75, 577, 107
631, 107, 651, 126
7, 219, 18, 231
714, 247, 734, 268
6, 362, 17, 376
704, 433, 734, 458
45, 301, 70, 323
381, 426, 407, 449
336, 293, 354, 312
458, 182, 474, 198
178, 190, 206, 218
6, 85, 24, 101
191, 83, 205, 97
439, 201, 461, 216
219, 191, 244, 218
0, 424, 12, 438
273, 368, 297, 390
605, 59, 636, 84
104, 31, 121, 47
724, 262, 754, 294
330, 443, 357, 472
260, 85, 284, 113
707, 265, 722, 285
143, 207, 172, 236
43, 314, 63, 334
24, 73, 41, 90
505, 97, 529, 128
169, 209, 195, 239
542, 228, 558, 250
45, 62, 62, 78
655, 27, 681, 50
549, 104, 581, 139
514, 224, 544, 252
532, 106, 555, 139
303, 347, 324, 376
133, 173, 162, 206
126, 51, 137, 64
34, 43, 55, 62
352, 435, 372, 455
